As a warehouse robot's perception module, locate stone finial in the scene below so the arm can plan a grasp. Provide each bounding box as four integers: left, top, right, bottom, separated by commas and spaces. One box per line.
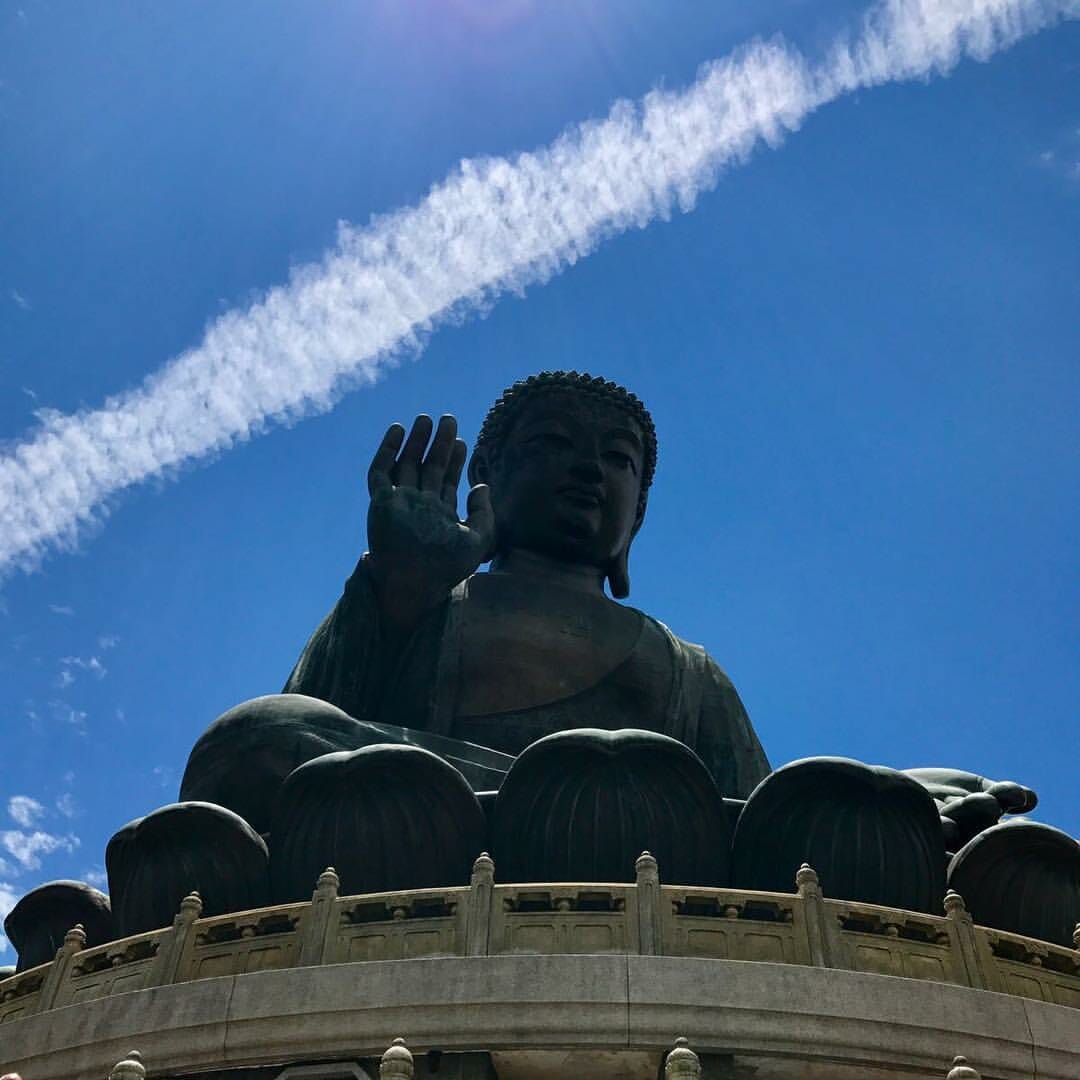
380, 1037, 414, 1079
944, 890, 967, 917
108, 1050, 146, 1080
946, 1055, 982, 1080
795, 863, 819, 891
315, 866, 340, 898
178, 891, 203, 923
62, 923, 87, 952
665, 1037, 701, 1080
635, 851, 659, 880
471, 852, 495, 885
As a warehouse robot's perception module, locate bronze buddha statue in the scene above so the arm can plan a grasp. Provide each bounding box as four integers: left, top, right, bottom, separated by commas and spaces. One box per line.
283, 371, 769, 799
81, 371, 1059, 939
6, 374, 1071, 960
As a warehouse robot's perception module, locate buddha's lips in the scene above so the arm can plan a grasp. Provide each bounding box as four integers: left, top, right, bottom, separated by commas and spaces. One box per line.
558, 485, 605, 507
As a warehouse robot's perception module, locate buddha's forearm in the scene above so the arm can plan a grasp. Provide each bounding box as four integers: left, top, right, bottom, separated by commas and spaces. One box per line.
365, 550, 459, 640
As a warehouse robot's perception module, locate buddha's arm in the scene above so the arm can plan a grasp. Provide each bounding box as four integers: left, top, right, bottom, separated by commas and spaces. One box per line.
287, 414, 493, 719
283, 557, 386, 721
680, 644, 771, 799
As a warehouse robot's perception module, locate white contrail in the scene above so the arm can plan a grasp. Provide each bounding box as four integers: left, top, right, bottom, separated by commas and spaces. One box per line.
1, 0, 1076, 573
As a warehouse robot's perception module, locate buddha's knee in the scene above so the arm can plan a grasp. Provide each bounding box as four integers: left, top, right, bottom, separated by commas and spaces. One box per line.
179, 693, 381, 836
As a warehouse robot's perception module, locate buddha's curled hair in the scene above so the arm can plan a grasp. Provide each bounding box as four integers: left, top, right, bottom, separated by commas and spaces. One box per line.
474, 371, 657, 516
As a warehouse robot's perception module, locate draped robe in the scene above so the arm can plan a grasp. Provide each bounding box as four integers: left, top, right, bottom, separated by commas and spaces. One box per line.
285, 557, 770, 799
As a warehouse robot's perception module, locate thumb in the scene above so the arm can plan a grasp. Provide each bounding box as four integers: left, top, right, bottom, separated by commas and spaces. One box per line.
465, 484, 496, 550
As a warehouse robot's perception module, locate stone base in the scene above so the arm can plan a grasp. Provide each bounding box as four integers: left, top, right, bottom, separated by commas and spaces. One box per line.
2, 955, 1077, 1080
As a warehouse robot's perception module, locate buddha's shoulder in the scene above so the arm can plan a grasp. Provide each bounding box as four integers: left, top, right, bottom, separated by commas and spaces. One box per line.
635, 614, 737, 690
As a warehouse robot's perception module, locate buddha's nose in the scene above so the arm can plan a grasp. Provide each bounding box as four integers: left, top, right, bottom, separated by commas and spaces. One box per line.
569, 453, 603, 483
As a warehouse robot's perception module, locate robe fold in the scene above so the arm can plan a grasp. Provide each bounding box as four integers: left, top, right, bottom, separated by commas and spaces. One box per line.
285, 557, 770, 799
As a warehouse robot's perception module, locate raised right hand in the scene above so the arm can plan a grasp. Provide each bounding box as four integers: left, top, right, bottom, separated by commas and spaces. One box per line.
366, 414, 495, 611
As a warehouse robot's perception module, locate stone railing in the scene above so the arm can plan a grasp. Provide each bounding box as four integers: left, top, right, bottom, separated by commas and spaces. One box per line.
1, 853, 1078, 1025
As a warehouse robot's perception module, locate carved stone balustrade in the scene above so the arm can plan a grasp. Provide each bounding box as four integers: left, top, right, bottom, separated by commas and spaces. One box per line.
1, 855, 1078, 1028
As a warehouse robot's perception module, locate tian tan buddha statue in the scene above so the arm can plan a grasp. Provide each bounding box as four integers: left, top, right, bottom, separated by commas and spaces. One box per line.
7, 373, 1075, 973
284, 371, 769, 799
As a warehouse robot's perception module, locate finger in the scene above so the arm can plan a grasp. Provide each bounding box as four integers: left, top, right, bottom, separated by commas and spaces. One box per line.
464, 483, 496, 559
420, 414, 458, 493
441, 438, 467, 510
368, 423, 405, 496
393, 414, 433, 488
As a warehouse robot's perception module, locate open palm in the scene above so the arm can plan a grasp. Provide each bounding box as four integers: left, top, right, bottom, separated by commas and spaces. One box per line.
366, 414, 495, 598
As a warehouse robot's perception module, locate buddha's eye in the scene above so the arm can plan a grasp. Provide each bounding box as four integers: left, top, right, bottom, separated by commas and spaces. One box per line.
604, 451, 636, 473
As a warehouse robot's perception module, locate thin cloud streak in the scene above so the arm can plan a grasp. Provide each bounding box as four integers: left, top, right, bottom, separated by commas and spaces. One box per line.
1, 0, 1076, 573
0, 881, 17, 954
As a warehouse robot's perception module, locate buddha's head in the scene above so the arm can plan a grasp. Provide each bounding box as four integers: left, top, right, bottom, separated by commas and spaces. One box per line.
469, 372, 657, 598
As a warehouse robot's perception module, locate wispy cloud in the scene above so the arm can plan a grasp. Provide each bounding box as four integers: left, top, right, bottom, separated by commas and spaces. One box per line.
9, 288, 30, 311
7, 795, 45, 829
0, 829, 79, 872
56, 792, 78, 819
0, 0, 1076, 574
83, 867, 107, 888
48, 604, 74, 616
59, 655, 107, 682
48, 701, 88, 733
0, 881, 18, 954
152, 765, 175, 790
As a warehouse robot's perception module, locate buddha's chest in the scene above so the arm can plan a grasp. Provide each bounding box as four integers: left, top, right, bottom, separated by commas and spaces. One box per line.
455, 574, 646, 718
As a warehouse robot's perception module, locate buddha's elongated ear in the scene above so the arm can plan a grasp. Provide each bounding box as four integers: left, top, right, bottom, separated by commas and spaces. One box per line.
607, 548, 631, 599
467, 446, 491, 488
607, 503, 646, 600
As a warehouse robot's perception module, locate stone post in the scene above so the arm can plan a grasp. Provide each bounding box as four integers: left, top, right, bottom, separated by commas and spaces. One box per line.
795, 864, 843, 969
36, 923, 85, 1012
466, 853, 495, 957
943, 891, 994, 991
635, 851, 662, 956
108, 1050, 147, 1080
380, 1038, 414, 1080
665, 1037, 701, 1079
298, 867, 341, 967
147, 891, 203, 988
946, 1055, 982, 1080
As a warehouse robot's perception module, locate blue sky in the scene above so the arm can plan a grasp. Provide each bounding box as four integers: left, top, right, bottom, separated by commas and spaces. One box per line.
1, 0, 1077, 951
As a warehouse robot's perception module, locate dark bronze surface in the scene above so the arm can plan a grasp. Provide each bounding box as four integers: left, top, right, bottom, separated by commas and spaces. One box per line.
3, 881, 113, 972
285, 372, 770, 799
269, 744, 486, 902
948, 819, 1080, 947
732, 757, 947, 913
491, 728, 730, 886
6, 373, 1072, 957
106, 802, 268, 936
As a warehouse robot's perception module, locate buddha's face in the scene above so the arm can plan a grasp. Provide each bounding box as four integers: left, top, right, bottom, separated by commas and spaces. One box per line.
485, 391, 645, 569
